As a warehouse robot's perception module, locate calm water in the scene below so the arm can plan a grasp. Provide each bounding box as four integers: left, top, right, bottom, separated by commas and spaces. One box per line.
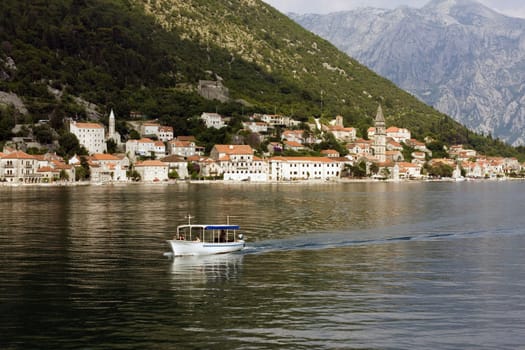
1, 181, 524, 349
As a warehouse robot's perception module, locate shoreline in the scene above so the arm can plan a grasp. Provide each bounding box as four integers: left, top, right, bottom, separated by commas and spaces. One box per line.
1, 177, 523, 187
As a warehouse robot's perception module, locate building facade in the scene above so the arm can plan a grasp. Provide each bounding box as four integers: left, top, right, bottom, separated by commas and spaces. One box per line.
372, 105, 386, 163
69, 121, 107, 154
268, 156, 342, 181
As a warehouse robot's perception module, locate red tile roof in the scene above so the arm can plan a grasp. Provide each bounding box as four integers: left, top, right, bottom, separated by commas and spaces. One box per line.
1, 151, 36, 159
213, 144, 253, 155
74, 122, 104, 129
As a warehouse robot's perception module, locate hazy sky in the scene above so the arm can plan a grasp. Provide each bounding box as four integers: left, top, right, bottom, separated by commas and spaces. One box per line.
262, 0, 525, 18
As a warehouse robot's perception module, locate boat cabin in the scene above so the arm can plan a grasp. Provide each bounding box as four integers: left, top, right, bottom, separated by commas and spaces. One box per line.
175, 224, 241, 243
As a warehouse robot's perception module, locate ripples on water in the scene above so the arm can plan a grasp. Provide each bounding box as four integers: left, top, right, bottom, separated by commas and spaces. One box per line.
1, 182, 525, 349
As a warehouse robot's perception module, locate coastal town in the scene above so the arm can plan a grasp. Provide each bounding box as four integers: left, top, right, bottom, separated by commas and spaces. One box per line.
1, 106, 524, 185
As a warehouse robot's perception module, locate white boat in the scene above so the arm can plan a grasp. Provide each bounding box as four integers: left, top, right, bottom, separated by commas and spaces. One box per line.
167, 216, 245, 256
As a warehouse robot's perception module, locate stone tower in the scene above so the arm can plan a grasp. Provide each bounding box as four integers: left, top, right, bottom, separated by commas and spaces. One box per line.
109, 109, 116, 138
107, 109, 122, 146
373, 105, 386, 163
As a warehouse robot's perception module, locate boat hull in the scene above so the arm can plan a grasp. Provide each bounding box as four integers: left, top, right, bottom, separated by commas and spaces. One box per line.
167, 239, 245, 256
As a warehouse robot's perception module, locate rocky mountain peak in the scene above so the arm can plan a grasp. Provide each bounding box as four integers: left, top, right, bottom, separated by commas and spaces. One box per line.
423, 0, 504, 25
292, 0, 525, 145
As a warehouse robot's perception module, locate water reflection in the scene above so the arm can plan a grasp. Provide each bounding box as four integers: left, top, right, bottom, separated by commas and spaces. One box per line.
169, 254, 244, 286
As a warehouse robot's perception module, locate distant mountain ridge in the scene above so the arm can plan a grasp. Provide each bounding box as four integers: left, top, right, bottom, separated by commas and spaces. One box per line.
292, 0, 525, 146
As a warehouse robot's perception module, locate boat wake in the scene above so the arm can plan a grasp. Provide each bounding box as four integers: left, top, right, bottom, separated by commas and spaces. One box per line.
242, 225, 522, 255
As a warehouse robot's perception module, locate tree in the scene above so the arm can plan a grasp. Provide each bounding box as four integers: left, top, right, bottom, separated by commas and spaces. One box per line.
129, 129, 140, 140
369, 163, 379, 176
106, 139, 117, 154
33, 124, 54, 144
426, 141, 449, 159
59, 169, 69, 181
58, 132, 87, 159
426, 162, 453, 178
75, 155, 91, 181
168, 169, 179, 179
350, 160, 367, 178
127, 169, 141, 181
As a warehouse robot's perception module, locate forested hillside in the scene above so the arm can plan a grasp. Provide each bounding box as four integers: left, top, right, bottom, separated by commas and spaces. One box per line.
0, 0, 522, 158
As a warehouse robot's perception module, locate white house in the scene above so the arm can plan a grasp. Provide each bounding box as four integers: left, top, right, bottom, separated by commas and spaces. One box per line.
386, 127, 411, 143
190, 156, 223, 178
261, 114, 287, 126
134, 160, 169, 181
321, 149, 340, 158
281, 130, 317, 145
157, 126, 174, 142
243, 121, 269, 134
69, 121, 106, 154
160, 155, 189, 179
89, 153, 128, 182
283, 140, 307, 152
126, 138, 156, 158
268, 156, 342, 181
328, 126, 357, 142
142, 122, 161, 136
347, 139, 373, 156
397, 162, 423, 179
210, 144, 267, 181
407, 139, 431, 155
141, 122, 174, 141
168, 140, 197, 157
153, 140, 166, 157
201, 112, 225, 129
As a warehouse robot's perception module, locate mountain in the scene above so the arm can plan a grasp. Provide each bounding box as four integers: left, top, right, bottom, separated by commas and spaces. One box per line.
0, 0, 520, 158
292, 0, 525, 146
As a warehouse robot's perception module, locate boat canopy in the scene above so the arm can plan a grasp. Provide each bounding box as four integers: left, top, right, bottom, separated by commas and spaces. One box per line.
204, 225, 240, 230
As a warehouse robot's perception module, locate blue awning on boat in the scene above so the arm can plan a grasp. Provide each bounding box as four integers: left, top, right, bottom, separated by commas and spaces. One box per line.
204, 225, 240, 230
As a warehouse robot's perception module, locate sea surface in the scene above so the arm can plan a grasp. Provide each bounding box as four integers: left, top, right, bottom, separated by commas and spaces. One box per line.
1, 181, 524, 349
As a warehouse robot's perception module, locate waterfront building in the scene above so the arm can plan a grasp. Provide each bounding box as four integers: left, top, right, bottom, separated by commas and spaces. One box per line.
0, 151, 40, 183
134, 160, 169, 182
160, 155, 189, 179
89, 153, 128, 182
0, 150, 74, 183
268, 156, 342, 181
397, 162, 423, 179
210, 144, 267, 181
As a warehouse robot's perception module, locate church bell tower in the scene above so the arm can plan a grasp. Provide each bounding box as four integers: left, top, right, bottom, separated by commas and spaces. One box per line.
373, 105, 386, 163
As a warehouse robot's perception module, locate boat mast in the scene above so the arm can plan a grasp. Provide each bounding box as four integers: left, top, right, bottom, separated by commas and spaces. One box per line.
226, 215, 238, 225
